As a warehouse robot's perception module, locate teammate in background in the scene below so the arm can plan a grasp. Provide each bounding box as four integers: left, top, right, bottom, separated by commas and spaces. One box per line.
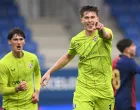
41, 5, 114, 110
112, 38, 140, 110
0, 28, 41, 110
42, 5, 115, 110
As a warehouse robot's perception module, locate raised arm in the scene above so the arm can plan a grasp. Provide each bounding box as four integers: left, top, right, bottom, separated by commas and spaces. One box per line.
95, 22, 113, 40
98, 28, 113, 40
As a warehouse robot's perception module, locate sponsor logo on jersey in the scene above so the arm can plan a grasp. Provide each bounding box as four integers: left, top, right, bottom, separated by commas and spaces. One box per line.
13, 80, 20, 85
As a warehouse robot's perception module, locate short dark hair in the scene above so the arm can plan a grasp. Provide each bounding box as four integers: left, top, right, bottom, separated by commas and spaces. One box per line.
79, 5, 99, 18
116, 38, 133, 53
7, 28, 25, 40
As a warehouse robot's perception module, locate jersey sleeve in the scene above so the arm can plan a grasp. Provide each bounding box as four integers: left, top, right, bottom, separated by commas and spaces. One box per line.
104, 27, 113, 41
67, 38, 77, 56
0, 62, 16, 95
34, 55, 41, 91
0, 62, 8, 84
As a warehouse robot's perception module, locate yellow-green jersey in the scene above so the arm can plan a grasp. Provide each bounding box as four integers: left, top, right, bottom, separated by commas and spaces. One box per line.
0, 51, 41, 110
68, 27, 114, 98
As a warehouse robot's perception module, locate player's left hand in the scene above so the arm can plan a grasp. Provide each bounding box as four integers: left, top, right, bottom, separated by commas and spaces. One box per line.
95, 22, 104, 31
32, 91, 39, 104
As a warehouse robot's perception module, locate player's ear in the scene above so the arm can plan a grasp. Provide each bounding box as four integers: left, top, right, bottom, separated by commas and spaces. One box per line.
24, 39, 26, 45
125, 47, 129, 53
8, 40, 12, 45
80, 17, 84, 24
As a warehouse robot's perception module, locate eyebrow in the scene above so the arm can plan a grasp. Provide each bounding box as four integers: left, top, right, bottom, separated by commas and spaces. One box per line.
12, 37, 24, 40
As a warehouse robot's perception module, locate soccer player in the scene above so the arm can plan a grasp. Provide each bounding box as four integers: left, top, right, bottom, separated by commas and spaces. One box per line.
41, 5, 114, 110
0, 28, 41, 110
112, 38, 139, 110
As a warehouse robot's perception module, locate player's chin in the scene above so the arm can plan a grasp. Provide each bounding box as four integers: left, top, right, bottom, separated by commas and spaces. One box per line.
132, 53, 136, 57
15, 49, 23, 52
86, 28, 95, 32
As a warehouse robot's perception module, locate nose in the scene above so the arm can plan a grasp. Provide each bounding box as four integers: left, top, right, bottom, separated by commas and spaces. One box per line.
17, 39, 21, 44
88, 18, 92, 22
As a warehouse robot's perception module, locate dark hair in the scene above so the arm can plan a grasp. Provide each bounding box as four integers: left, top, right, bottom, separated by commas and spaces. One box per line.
79, 5, 99, 18
7, 28, 25, 40
116, 38, 133, 53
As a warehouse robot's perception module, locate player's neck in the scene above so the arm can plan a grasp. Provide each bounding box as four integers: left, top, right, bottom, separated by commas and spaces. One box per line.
12, 51, 24, 58
85, 30, 96, 36
123, 53, 131, 58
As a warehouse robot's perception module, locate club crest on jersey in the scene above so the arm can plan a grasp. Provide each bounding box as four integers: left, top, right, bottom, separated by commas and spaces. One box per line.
29, 63, 33, 68
93, 36, 98, 41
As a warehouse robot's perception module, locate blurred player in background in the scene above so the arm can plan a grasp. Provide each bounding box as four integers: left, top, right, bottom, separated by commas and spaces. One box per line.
41, 5, 114, 110
0, 28, 41, 110
112, 38, 140, 110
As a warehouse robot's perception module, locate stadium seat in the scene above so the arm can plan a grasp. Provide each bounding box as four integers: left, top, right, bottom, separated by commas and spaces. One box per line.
0, 0, 45, 69
36, 53, 46, 69
124, 27, 140, 40
105, 0, 140, 57
0, 44, 4, 54
10, 17, 26, 29
0, 0, 15, 4
7, 6, 19, 17
22, 28, 32, 41
0, 53, 5, 59
24, 41, 38, 53
0, 19, 9, 30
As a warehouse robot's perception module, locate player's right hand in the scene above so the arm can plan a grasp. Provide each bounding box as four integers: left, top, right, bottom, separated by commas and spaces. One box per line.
95, 22, 104, 31
15, 81, 27, 92
41, 72, 50, 87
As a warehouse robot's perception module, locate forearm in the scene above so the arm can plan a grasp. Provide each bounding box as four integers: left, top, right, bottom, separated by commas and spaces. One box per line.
48, 54, 73, 74
99, 28, 112, 40
0, 84, 16, 95
34, 89, 40, 95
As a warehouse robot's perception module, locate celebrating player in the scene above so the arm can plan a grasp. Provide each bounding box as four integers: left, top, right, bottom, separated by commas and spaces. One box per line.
41, 5, 114, 110
0, 28, 41, 110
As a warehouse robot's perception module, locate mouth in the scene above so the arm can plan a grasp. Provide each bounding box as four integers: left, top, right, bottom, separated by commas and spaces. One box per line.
86, 23, 95, 28
17, 46, 21, 50
87, 23, 94, 26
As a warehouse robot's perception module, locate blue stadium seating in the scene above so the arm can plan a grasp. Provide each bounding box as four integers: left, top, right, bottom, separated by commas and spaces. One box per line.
0, 19, 9, 30
24, 41, 38, 53
0, 0, 46, 69
105, 0, 140, 56
22, 28, 32, 41
11, 17, 26, 29
0, 44, 4, 54
36, 53, 46, 69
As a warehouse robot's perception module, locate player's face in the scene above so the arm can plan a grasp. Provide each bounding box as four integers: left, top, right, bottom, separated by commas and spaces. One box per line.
128, 43, 136, 57
8, 34, 25, 53
81, 11, 99, 32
